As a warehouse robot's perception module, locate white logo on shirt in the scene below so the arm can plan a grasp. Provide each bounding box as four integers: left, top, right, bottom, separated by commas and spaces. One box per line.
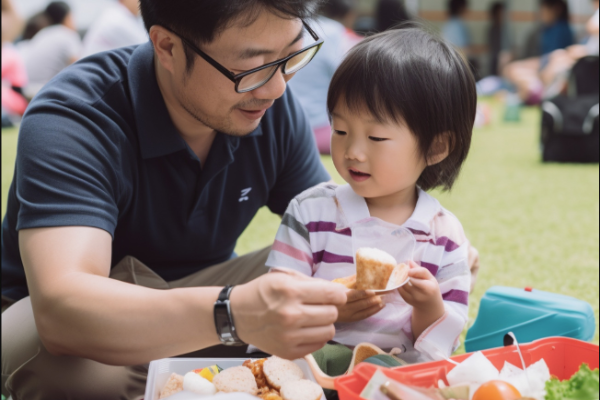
239, 188, 252, 202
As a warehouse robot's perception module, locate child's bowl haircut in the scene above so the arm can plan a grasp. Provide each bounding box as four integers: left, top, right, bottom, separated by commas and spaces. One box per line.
327, 25, 477, 191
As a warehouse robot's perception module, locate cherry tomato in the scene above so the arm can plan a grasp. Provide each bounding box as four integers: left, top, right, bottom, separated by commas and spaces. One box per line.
473, 380, 522, 400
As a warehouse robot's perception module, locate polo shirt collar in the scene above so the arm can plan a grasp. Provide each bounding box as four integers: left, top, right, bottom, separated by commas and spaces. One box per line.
334, 184, 441, 234
128, 41, 187, 160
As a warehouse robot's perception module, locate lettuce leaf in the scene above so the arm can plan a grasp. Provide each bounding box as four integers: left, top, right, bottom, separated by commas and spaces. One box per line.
545, 364, 599, 400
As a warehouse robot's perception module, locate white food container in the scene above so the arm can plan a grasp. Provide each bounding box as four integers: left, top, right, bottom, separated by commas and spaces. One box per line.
145, 358, 327, 400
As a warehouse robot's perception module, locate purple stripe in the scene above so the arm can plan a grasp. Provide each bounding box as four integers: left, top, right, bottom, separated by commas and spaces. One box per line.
435, 237, 460, 252
408, 228, 430, 236
442, 290, 469, 306
419, 261, 440, 276
306, 221, 352, 236
313, 250, 354, 265
416, 237, 460, 252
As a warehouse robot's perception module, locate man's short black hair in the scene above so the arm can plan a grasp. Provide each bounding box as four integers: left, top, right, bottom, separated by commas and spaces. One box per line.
44, 1, 70, 25
327, 26, 477, 191
490, 1, 505, 18
448, 0, 468, 16
140, 0, 322, 71
320, 0, 353, 20
540, 0, 570, 21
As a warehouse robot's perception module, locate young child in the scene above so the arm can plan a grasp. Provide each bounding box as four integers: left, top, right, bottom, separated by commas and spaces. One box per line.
266, 27, 477, 363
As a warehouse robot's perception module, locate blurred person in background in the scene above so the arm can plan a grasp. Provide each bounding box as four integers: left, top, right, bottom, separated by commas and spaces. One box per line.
539, 0, 599, 97
375, 0, 411, 32
20, 12, 52, 42
488, 1, 512, 76
289, 0, 361, 154
539, 0, 574, 54
1, 0, 22, 44
83, 0, 148, 57
503, 0, 574, 103
442, 0, 471, 56
2, 0, 28, 127
21, 1, 82, 99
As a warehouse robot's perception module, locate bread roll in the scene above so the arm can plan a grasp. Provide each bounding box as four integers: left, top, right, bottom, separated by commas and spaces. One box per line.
280, 379, 323, 400
263, 356, 304, 390
212, 366, 258, 395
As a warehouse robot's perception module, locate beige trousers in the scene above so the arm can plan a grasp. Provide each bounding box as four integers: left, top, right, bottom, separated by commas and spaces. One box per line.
1, 247, 271, 400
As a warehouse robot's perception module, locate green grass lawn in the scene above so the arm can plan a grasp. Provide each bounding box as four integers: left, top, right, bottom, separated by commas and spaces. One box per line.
2, 100, 598, 351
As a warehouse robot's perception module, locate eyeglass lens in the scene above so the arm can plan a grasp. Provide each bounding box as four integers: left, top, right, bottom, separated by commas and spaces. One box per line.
237, 46, 320, 92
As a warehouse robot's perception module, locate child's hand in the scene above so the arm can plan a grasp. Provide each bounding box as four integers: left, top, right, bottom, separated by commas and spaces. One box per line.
398, 261, 446, 340
398, 261, 443, 310
336, 290, 385, 323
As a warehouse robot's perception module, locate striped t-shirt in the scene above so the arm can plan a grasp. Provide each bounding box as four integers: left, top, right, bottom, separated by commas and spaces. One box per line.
266, 183, 471, 363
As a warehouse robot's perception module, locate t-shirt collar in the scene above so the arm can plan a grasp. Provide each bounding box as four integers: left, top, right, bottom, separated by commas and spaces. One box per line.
334, 184, 441, 234
128, 42, 187, 159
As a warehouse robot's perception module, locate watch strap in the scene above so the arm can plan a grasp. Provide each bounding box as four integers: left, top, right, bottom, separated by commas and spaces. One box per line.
214, 285, 245, 346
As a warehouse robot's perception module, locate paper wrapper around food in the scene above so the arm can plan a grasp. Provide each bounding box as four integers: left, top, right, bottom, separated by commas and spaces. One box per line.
360, 370, 446, 400
446, 351, 500, 399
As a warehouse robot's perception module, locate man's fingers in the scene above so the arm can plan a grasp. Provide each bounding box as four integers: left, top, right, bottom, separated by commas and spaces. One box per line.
298, 305, 339, 328
287, 326, 336, 347
286, 342, 333, 360
352, 303, 385, 321
296, 280, 347, 306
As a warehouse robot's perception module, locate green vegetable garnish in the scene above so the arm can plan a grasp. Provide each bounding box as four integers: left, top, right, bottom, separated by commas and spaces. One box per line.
545, 364, 599, 400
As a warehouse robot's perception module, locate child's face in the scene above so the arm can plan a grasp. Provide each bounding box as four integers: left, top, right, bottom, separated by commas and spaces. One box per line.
331, 102, 428, 200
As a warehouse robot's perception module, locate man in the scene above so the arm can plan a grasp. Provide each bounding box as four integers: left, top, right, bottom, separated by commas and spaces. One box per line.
82, 0, 148, 57
20, 1, 82, 98
441, 0, 471, 55
1, 1, 347, 399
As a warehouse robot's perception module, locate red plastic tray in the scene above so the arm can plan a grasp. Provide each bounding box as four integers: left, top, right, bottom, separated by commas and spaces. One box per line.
334, 337, 599, 400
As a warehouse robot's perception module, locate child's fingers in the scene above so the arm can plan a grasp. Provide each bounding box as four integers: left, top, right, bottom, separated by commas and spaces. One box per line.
407, 266, 434, 280
351, 303, 385, 321
345, 294, 383, 312
398, 286, 414, 303
346, 289, 377, 303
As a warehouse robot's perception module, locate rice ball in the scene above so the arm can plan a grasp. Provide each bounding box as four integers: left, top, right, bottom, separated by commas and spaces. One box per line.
182, 372, 217, 395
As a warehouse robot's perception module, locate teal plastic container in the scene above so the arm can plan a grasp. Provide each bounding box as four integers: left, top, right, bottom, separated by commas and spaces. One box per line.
465, 286, 596, 352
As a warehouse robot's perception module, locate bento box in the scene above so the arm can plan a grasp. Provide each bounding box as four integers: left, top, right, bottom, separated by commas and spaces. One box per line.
144, 357, 327, 400
334, 337, 599, 399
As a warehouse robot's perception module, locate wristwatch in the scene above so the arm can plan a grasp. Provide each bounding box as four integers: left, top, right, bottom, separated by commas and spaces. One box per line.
214, 285, 246, 346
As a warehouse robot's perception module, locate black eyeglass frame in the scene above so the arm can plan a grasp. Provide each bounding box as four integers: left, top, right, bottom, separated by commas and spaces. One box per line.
166, 21, 324, 93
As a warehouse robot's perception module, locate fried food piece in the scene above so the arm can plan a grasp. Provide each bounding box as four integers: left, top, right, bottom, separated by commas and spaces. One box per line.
332, 275, 356, 289
158, 373, 184, 399
243, 358, 269, 389
258, 386, 283, 400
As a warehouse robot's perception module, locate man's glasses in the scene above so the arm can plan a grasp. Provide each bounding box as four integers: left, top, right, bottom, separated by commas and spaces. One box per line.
169, 21, 323, 93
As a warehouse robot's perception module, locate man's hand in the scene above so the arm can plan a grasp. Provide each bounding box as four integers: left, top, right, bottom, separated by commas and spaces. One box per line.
336, 289, 384, 323
229, 269, 347, 360
398, 261, 445, 340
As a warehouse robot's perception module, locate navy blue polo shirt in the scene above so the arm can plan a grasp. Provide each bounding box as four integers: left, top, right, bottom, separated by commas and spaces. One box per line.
1, 42, 329, 301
